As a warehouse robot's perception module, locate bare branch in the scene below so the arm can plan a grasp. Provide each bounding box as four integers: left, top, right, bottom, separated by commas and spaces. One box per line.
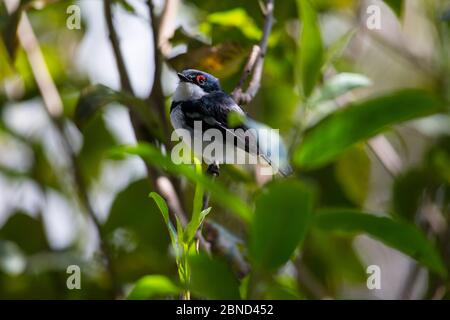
232, 0, 275, 105
367, 135, 402, 177
158, 0, 180, 56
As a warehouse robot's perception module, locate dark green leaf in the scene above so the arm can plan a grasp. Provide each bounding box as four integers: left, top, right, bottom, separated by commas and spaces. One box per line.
189, 254, 240, 299
149, 192, 178, 247
105, 180, 172, 281
0, 212, 48, 255
315, 210, 447, 276
0, 1, 20, 60
296, 0, 324, 97
294, 90, 445, 170
384, 0, 404, 18
78, 114, 118, 182
74, 85, 119, 128
249, 180, 315, 271
392, 169, 429, 221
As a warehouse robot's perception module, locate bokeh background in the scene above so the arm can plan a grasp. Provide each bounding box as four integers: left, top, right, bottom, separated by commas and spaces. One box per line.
0, 0, 449, 299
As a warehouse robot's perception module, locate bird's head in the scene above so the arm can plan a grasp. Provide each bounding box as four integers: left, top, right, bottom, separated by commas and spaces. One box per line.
173, 69, 221, 102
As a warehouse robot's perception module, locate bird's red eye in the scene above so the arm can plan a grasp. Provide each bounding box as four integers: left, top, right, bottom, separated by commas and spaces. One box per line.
196, 74, 206, 84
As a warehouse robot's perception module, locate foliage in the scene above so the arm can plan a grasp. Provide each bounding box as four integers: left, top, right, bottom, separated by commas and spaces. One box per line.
0, 0, 449, 300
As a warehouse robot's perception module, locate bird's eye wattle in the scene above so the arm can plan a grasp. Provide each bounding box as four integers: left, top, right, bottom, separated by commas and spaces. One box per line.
196, 74, 206, 84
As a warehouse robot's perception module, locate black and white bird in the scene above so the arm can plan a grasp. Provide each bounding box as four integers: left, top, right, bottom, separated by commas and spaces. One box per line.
170, 69, 292, 176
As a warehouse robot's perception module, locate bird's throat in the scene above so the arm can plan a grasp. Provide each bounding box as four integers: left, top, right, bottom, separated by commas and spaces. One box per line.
173, 82, 206, 102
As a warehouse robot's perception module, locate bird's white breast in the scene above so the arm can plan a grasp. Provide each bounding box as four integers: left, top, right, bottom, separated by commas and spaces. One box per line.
172, 82, 206, 102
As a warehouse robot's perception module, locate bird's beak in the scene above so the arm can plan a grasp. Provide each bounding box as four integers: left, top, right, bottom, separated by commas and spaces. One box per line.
177, 72, 189, 82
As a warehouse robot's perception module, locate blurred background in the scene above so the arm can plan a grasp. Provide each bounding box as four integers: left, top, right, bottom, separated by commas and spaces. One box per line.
0, 0, 449, 299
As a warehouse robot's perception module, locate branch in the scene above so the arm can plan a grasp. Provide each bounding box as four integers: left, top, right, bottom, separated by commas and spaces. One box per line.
232, 0, 275, 105
147, 0, 169, 139
6, 0, 120, 297
103, 0, 210, 252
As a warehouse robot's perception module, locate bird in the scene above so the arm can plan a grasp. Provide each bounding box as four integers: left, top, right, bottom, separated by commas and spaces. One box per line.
170, 69, 292, 176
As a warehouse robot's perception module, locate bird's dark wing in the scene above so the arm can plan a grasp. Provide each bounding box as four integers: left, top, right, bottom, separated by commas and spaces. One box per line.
179, 92, 260, 155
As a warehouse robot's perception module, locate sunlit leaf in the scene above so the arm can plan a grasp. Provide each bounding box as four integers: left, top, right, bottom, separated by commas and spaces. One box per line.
296, 0, 324, 97
200, 8, 262, 41
294, 90, 446, 170
249, 180, 315, 271
127, 275, 180, 300
315, 210, 447, 276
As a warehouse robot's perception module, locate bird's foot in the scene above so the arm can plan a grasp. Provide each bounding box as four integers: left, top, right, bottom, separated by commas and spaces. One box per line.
206, 163, 220, 177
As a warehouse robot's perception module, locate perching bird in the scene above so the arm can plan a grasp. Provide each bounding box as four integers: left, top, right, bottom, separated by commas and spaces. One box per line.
170, 69, 292, 176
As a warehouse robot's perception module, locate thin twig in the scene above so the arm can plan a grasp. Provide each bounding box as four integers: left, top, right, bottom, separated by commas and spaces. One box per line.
6, 0, 120, 297
232, 0, 275, 105
233, 45, 261, 92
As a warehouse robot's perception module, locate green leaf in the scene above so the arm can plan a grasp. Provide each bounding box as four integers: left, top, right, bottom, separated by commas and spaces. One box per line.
315, 210, 447, 276
115, 0, 136, 14
201, 8, 262, 41
0, 212, 49, 255
175, 215, 184, 248
294, 90, 446, 170
335, 146, 371, 206
105, 180, 171, 281
249, 180, 315, 271
149, 192, 169, 225
227, 110, 246, 128
296, 0, 324, 97
189, 254, 240, 299
74, 85, 118, 128
78, 114, 118, 182
185, 207, 211, 244
0, 1, 21, 60
322, 30, 356, 70
149, 192, 178, 246
310, 73, 372, 106
127, 275, 180, 300
383, 0, 404, 18
112, 143, 252, 222
392, 169, 430, 221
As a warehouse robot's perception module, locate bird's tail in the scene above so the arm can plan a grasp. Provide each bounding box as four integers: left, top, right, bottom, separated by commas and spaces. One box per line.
245, 119, 293, 176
